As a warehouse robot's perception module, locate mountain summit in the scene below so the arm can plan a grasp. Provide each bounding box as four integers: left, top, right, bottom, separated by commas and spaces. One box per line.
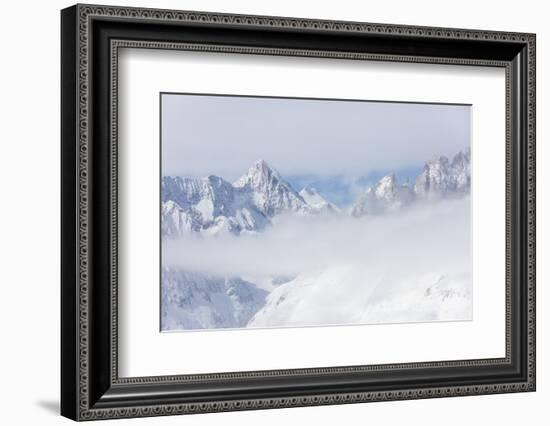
414, 149, 471, 198
234, 159, 281, 188
351, 173, 414, 217
234, 160, 309, 217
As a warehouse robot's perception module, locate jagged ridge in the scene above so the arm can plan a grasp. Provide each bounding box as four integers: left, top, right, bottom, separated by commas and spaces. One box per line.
351, 149, 470, 216
162, 149, 471, 236
162, 160, 335, 237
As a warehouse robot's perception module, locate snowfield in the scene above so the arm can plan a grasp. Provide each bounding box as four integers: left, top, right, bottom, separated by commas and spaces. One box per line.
249, 269, 471, 328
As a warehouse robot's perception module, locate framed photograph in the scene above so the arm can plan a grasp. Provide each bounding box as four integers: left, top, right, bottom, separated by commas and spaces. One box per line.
61, 4, 536, 421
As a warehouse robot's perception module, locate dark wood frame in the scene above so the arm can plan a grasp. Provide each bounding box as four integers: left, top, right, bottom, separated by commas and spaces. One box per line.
61, 3, 536, 421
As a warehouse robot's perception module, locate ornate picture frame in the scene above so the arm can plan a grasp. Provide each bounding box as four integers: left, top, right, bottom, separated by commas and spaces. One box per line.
61, 4, 535, 421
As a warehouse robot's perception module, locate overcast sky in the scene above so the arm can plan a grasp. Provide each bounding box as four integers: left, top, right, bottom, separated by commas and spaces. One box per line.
161, 93, 470, 182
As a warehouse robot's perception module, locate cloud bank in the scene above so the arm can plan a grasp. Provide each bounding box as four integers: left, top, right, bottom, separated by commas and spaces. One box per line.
163, 197, 471, 282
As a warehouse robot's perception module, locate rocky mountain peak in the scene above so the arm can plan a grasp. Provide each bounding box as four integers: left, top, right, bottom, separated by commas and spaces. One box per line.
234, 160, 308, 217
234, 159, 281, 189
374, 173, 398, 199
414, 149, 470, 198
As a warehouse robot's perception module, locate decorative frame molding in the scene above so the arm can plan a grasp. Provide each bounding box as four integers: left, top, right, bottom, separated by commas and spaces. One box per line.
61, 4, 536, 421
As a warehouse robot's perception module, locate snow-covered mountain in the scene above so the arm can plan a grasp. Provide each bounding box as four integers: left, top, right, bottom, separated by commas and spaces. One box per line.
162, 149, 471, 234
162, 160, 349, 237
351, 174, 415, 217
414, 149, 471, 198
161, 174, 265, 236
162, 160, 309, 237
161, 268, 268, 330
299, 186, 341, 214
234, 160, 310, 216
351, 149, 470, 216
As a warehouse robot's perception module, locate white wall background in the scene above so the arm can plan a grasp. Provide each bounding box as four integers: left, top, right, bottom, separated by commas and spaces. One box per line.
0, 0, 546, 424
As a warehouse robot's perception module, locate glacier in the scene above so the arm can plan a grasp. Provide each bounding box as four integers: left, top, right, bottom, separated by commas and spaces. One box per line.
161, 151, 472, 331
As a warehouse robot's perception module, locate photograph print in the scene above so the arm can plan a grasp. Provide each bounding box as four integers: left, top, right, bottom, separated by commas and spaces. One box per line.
160, 93, 472, 332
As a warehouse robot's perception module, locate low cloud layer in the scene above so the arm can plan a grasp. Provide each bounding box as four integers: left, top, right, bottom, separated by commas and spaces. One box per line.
163, 197, 471, 281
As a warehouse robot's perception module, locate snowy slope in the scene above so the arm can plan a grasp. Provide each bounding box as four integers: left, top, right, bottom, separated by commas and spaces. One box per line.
299, 186, 341, 214
161, 268, 268, 330
248, 267, 471, 328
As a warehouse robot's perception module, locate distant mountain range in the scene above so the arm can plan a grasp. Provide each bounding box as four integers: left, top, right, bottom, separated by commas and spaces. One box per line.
352, 149, 470, 216
161, 149, 471, 237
